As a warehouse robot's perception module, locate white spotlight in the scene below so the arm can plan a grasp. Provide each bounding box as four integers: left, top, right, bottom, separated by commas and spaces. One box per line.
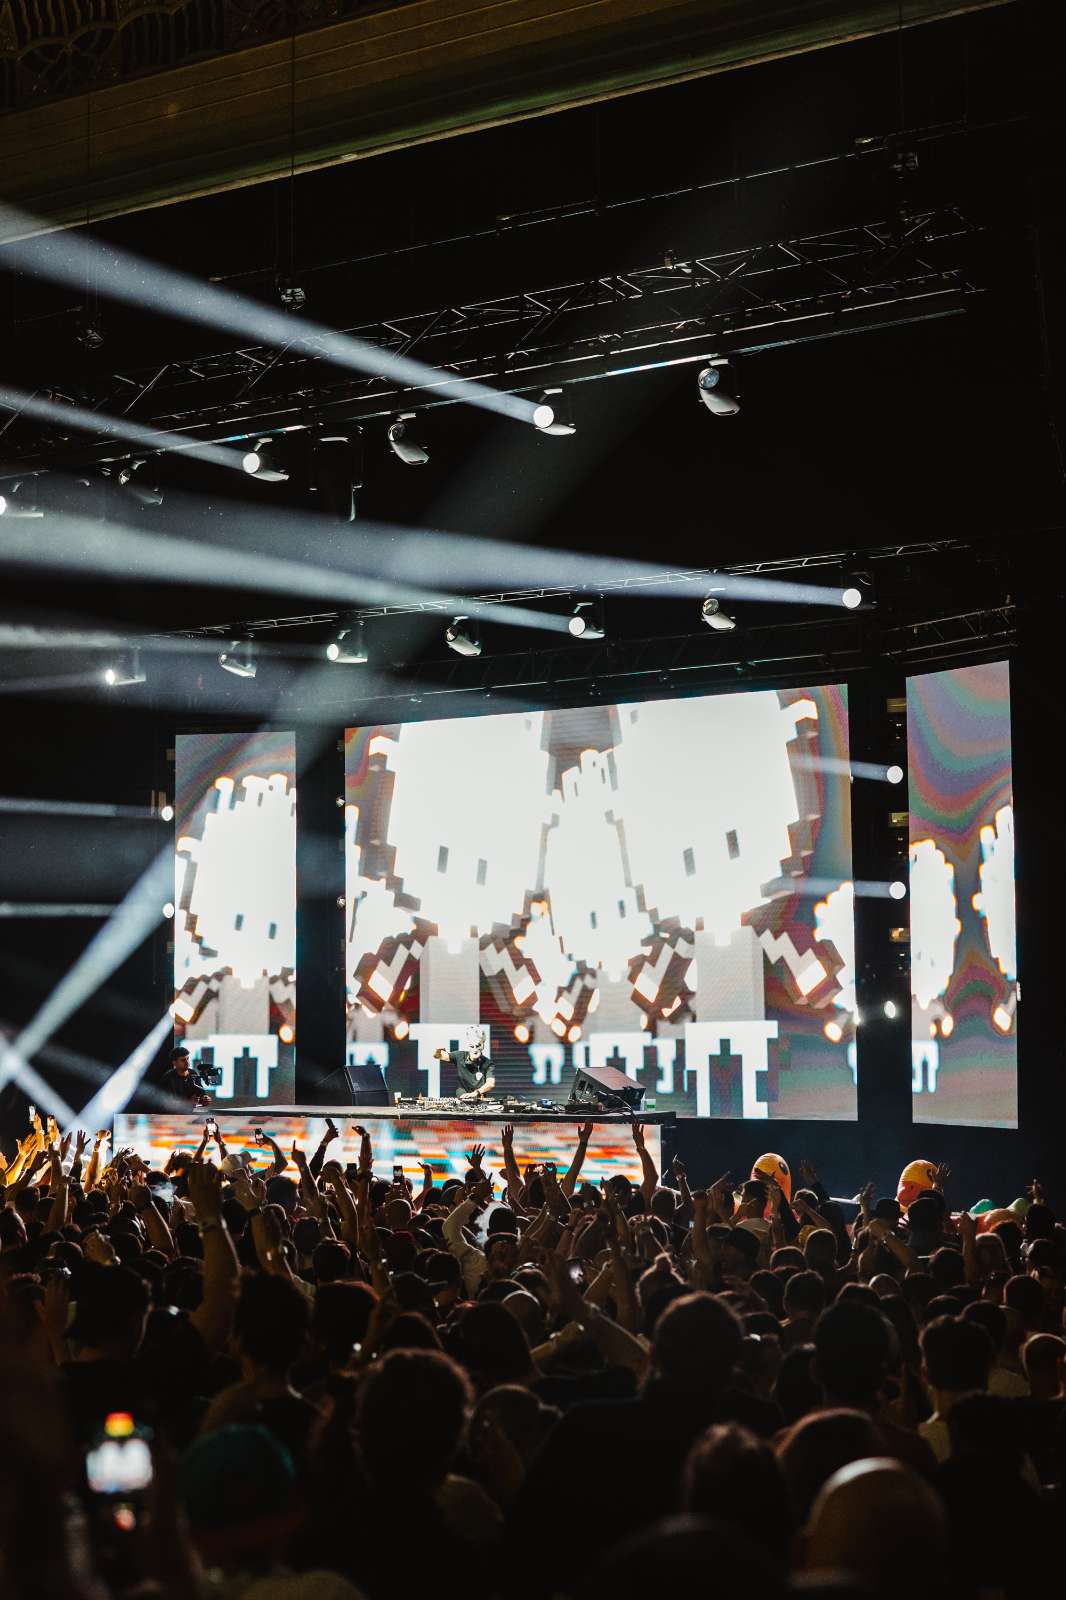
160, 804, 174, 823
533, 388, 576, 436
701, 595, 737, 631
883, 999, 898, 1019
326, 621, 368, 664
388, 416, 429, 466
888, 880, 907, 900
886, 764, 904, 785
568, 600, 605, 640
0, 480, 44, 517
445, 617, 481, 657
697, 361, 740, 416
241, 439, 289, 482
162, 902, 175, 919
841, 571, 874, 610
103, 648, 146, 688
219, 638, 257, 678
842, 586, 863, 609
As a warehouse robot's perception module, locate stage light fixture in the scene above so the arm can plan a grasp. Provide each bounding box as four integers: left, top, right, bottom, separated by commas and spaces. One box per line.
241, 438, 289, 482
514, 1022, 531, 1044
888, 880, 907, 900
532, 388, 576, 436
0, 479, 45, 517
697, 360, 740, 416
160, 804, 174, 823
103, 648, 146, 688
841, 571, 874, 610
388, 415, 429, 466
117, 459, 164, 507
883, 999, 898, 1019
701, 595, 737, 632
326, 620, 368, 665
162, 902, 175, 919
886, 764, 904, 785
445, 617, 481, 657
568, 600, 605, 640
219, 638, 257, 678
279, 1023, 295, 1044
393, 1018, 410, 1042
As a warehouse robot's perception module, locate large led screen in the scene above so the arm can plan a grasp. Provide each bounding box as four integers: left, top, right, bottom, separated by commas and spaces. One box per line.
344, 686, 856, 1119
173, 732, 296, 1104
908, 662, 1017, 1128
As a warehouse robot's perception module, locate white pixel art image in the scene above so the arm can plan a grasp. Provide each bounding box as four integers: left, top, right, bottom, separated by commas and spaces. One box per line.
174, 766, 296, 1099
909, 838, 961, 1093
972, 802, 1017, 1034
346, 686, 854, 1119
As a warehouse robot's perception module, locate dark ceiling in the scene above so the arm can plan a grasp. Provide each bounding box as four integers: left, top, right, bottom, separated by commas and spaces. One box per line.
0, 3, 1062, 705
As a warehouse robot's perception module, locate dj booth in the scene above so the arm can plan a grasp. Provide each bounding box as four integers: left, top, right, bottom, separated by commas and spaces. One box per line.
115, 1104, 674, 1188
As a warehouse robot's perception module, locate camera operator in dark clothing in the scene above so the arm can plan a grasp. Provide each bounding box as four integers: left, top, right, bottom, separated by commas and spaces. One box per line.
162, 1045, 213, 1107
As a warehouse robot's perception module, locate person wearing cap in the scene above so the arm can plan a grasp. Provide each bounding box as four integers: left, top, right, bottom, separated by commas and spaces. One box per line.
162, 1045, 213, 1107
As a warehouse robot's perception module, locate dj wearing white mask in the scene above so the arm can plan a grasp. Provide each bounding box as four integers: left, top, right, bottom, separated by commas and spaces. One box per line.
433, 1028, 496, 1101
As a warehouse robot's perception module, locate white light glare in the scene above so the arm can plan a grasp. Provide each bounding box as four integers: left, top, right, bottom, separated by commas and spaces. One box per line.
841, 586, 863, 610
160, 804, 175, 822
886, 764, 904, 785
532, 389, 576, 436
103, 649, 146, 688
162, 902, 175, 919
883, 999, 898, 1019
889, 880, 907, 900
326, 622, 368, 665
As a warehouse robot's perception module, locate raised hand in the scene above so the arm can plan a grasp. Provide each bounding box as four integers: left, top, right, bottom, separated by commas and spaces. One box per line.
84, 1230, 119, 1267
670, 1155, 687, 1183
501, 1124, 515, 1149
578, 1122, 593, 1143
186, 1161, 223, 1223
324, 1117, 339, 1143
797, 1158, 818, 1187
631, 1122, 646, 1149
1027, 1179, 1046, 1205
931, 1162, 951, 1191
291, 1141, 308, 1168
231, 1168, 267, 1213
73, 1130, 90, 1160
467, 1143, 486, 1172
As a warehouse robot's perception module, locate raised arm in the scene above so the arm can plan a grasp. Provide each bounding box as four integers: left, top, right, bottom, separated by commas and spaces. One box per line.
187, 1163, 240, 1353
631, 1122, 658, 1209
499, 1124, 524, 1208
131, 1180, 176, 1257
43, 1146, 70, 1233
309, 1117, 340, 1180
321, 1161, 360, 1251
260, 1133, 288, 1182
84, 1129, 110, 1191
560, 1122, 593, 1199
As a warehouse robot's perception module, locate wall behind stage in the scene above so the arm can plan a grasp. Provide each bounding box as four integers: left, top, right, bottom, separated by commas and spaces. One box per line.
342, 683, 857, 1120
173, 731, 296, 1104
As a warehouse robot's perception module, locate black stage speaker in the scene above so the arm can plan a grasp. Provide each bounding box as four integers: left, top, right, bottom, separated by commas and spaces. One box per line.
343, 1063, 389, 1107
568, 1063, 644, 1112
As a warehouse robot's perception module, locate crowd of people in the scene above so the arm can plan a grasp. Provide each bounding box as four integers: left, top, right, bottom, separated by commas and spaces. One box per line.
1, 1112, 1063, 1599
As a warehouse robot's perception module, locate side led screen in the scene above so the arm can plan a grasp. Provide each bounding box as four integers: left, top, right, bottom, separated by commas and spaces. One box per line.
173, 732, 296, 1104
344, 686, 856, 1119
908, 662, 1017, 1128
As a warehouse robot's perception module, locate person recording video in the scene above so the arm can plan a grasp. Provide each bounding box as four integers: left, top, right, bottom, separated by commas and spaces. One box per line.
433, 1028, 496, 1101
161, 1045, 213, 1107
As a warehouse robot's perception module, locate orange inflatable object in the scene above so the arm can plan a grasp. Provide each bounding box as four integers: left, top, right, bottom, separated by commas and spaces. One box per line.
897, 1160, 938, 1211
752, 1153, 792, 1203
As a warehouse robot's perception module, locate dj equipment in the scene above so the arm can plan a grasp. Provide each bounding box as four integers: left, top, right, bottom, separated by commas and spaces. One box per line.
568, 1063, 645, 1113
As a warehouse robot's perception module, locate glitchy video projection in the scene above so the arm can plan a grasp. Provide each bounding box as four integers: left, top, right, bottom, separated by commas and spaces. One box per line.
908, 661, 1017, 1128
173, 732, 296, 1103
344, 686, 856, 1119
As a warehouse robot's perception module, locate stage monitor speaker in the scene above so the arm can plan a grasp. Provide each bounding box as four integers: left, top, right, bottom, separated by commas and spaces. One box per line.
343, 1063, 389, 1107
568, 1063, 644, 1112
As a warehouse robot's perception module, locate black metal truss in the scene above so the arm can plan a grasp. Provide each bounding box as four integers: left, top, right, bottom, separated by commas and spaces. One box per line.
173, 538, 969, 635
276, 602, 1018, 715
5, 204, 985, 471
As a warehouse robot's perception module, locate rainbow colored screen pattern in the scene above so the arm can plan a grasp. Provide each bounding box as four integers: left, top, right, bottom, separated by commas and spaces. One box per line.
908, 661, 1017, 1128
172, 731, 296, 1104
113, 1112, 659, 1190
344, 686, 857, 1120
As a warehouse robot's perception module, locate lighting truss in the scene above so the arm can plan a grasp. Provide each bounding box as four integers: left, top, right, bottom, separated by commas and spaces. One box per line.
2, 207, 984, 473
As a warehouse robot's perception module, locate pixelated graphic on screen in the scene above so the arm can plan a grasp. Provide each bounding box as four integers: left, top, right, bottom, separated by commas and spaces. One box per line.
344, 686, 856, 1120
908, 661, 1017, 1128
173, 732, 296, 1104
